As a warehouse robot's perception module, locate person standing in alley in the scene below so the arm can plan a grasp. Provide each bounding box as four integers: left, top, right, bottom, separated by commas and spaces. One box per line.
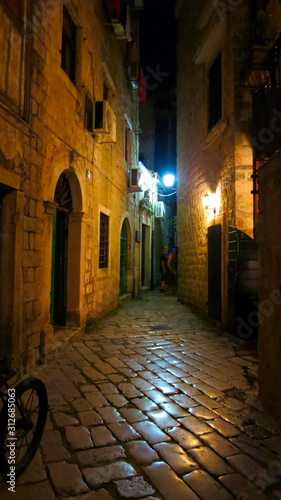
160, 245, 168, 293
167, 247, 178, 289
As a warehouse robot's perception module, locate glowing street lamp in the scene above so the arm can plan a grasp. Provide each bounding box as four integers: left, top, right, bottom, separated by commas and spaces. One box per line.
163, 174, 175, 187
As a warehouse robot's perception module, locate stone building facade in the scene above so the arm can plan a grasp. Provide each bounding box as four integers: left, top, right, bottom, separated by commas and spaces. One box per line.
252, 4, 281, 421
176, 0, 281, 419
0, 0, 149, 368
176, 0, 256, 328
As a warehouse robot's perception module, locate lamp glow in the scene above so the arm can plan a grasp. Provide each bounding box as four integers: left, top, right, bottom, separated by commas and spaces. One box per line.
163, 174, 175, 187
202, 192, 210, 208
202, 188, 221, 219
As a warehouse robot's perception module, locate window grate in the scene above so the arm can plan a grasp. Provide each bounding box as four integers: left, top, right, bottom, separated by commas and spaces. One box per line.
99, 212, 109, 268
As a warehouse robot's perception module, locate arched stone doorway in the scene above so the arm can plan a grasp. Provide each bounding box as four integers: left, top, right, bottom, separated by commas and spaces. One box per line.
119, 218, 131, 296
50, 170, 82, 326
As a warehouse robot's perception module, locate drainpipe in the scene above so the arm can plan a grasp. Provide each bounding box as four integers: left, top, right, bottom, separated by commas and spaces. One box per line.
150, 229, 154, 290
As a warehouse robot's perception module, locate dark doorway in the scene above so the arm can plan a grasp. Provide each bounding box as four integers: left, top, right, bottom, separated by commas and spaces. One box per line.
0, 185, 15, 357
50, 173, 72, 326
141, 224, 151, 287
141, 224, 146, 286
208, 224, 222, 321
120, 220, 128, 295
51, 210, 68, 325
227, 227, 258, 339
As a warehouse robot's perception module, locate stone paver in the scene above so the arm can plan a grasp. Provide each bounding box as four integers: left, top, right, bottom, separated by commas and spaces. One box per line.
219, 473, 270, 500
53, 412, 79, 427
202, 431, 239, 458
178, 415, 212, 435
108, 422, 141, 441
48, 461, 88, 495
120, 407, 148, 422
132, 396, 158, 411
133, 421, 170, 444
65, 426, 93, 449
147, 409, 179, 429
3, 292, 281, 500
83, 461, 136, 487
17, 451, 47, 484
97, 406, 125, 423
114, 477, 155, 498
154, 442, 199, 474
143, 462, 199, 500
62, 488, 114, 500
206, 417, 240, 437
77, 445, 126, 467
188, 447, 233, 476
125, 440, 159, 464
167, 426, 202, 449
184, 469, 233, 500
40, 429, 71, 462
91, 426, 117, 446
78, 409, 103, 426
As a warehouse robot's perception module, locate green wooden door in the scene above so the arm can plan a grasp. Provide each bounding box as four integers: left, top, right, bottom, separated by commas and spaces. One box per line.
208, 224, 222, 321
120, 221, 127, 295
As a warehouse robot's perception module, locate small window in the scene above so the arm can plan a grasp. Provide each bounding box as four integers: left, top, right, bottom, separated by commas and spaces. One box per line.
99, 213, 109, 268
61, 7, 76, 84
84, 94, 93, 132
208, 53, 222, 131
125, 127, 131, 164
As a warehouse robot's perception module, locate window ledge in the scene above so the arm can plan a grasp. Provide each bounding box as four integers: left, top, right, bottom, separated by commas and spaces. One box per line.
97, 267, 110, 279
205, 120, 227, 149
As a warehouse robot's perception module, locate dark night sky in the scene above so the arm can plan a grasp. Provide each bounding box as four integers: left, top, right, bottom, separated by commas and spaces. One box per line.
139, 0, 177, 179
140, 0, 177, 92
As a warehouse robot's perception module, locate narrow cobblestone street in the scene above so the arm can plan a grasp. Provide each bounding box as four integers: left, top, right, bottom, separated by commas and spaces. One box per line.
1, 292, 281, 500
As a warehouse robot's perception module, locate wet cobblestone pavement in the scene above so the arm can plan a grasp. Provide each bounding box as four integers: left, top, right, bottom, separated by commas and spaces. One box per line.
1, 292, 281, 499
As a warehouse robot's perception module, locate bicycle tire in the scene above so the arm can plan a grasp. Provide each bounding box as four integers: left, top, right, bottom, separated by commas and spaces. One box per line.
0, 377, 48, 477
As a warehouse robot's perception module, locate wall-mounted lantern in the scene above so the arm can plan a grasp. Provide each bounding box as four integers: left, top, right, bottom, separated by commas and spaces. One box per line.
202, 192, 210, 208
202, 188, 221, 219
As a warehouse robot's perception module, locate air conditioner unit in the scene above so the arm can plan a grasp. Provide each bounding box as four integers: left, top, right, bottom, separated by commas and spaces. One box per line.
155, 201, 165, 218
94, 101, 117, 143
111, 19, 126, 39
129, 168, 141, 192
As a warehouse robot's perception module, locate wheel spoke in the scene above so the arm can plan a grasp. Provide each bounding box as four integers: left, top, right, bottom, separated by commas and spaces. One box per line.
16, 432, 25, 462
29, 389, 36, 414
19, 388, 33, 416
0, 379, 47, 476
29, 403, 39, 423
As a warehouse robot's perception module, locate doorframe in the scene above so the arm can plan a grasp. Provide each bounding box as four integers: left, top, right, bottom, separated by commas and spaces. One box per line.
46, 169, 84, 328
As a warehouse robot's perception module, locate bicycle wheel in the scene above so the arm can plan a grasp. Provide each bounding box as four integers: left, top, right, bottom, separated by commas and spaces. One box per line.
0, 377, 48, 477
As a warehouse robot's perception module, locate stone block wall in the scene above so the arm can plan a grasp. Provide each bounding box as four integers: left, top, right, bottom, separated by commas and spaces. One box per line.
0, 0, 144, 368
176, 0, 254, 324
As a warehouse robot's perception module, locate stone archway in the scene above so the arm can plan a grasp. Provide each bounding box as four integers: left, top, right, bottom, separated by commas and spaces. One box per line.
50, 169, 83, 327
